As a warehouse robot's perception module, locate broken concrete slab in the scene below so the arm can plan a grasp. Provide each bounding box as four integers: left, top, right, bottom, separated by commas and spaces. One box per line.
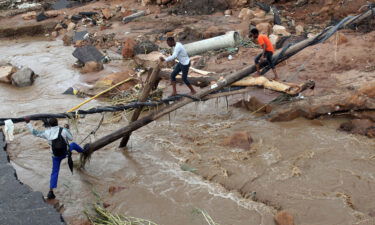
73, 30, 88, 42
11, 67, 36, 87
0, 132, 65, 225
72, 45, 104, 63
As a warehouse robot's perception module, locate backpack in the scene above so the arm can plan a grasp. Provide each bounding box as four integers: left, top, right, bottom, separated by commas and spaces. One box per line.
51, 128, 68, 157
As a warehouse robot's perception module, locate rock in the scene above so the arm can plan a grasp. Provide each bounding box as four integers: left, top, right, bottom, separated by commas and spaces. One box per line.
11, 68, 36, 87
223, 131, 253, 150
328, 32, 348, 45
295, 25, 304, 35
157, 0, 172, 4
228, 0, 248, 8
224, 10, 232, 16
339, 119, 375, 138
101, 8, 112, 19
250, 15, 274, 25
54, 23, 63, 31
51, 31, 58, 38
122, 38, 137, 59
134, 40, 159, 55
203, 26, 226, 39
256, 23, 272, 35
81, 61, 103, 73
0, 66, 16, 84
45, 10, 62, 17
67, 22, 76, 32
141, 0, 152, 6
94, 71, 137, 92
253, 10, 266, 18
73, 45, 104, 64
269, 34, 279, 47
134, 51, 164, 68
233, 96, 272, 113
274, 211, 295, 225
62, 32, 73, 46
238, 8, 254, 20
108, 186, 126, 196
273, 25, 291, 36
22, 11, 37, 20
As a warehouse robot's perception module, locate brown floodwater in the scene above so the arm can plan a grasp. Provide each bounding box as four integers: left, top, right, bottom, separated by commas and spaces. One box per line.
1, 39, 375, 225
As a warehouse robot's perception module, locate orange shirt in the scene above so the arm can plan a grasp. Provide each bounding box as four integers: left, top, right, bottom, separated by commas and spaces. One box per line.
258, 34, 274, 53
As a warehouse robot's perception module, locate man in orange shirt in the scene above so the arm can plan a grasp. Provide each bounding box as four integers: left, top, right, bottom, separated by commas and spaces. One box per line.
250, 28, 279, 80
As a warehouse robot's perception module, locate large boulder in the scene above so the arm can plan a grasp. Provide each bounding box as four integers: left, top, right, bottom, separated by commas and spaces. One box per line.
11, 68, 36, 87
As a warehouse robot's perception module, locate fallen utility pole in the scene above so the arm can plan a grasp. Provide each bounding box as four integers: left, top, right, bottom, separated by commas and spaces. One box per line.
119, 63, 161, 147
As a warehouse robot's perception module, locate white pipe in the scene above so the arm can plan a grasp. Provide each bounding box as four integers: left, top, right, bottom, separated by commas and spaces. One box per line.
184, 31, 240, 56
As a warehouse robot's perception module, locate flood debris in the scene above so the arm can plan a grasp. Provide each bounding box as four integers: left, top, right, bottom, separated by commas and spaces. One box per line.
0, 64, 36, 87
122, 10, 145, 24
72, 45, 100, 62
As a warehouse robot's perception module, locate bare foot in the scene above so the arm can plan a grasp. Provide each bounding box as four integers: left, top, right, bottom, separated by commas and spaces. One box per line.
190, 90, 196, 95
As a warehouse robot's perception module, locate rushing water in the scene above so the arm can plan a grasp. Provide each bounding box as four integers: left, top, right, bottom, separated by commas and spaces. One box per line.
1, 39, 375, 225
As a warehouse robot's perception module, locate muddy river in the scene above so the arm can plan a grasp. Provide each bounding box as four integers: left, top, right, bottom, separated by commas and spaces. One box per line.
1, 39, 374, 225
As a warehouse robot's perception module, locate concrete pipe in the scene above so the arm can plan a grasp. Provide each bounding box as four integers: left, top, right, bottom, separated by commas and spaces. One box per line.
184, 31, 240, 56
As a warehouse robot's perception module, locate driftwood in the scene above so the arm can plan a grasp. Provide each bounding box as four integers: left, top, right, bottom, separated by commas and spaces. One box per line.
232, 76, 315, 95
119, 63, 160, 147
81, 8, 375, 157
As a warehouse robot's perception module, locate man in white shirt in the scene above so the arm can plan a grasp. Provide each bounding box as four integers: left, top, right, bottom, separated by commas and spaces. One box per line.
160, 37, 196, 96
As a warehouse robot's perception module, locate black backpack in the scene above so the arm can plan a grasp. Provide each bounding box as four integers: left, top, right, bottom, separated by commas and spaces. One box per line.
51, 128, 68, 157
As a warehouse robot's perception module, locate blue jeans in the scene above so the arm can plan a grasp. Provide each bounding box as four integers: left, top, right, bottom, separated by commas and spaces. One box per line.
170, 62, 191, 85
50, 142, 83, 189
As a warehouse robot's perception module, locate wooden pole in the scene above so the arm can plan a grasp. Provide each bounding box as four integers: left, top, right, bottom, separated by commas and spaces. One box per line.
119, 63, 161, 147
82, 8, 375, 157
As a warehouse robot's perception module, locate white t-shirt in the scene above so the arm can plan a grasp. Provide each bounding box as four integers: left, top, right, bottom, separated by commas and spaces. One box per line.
165, 42, 190, 65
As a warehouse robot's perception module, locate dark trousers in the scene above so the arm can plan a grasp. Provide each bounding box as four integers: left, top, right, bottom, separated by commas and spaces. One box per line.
255, 51, 274, 69
170, 62, 191, 86
50, 142, 83, 189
